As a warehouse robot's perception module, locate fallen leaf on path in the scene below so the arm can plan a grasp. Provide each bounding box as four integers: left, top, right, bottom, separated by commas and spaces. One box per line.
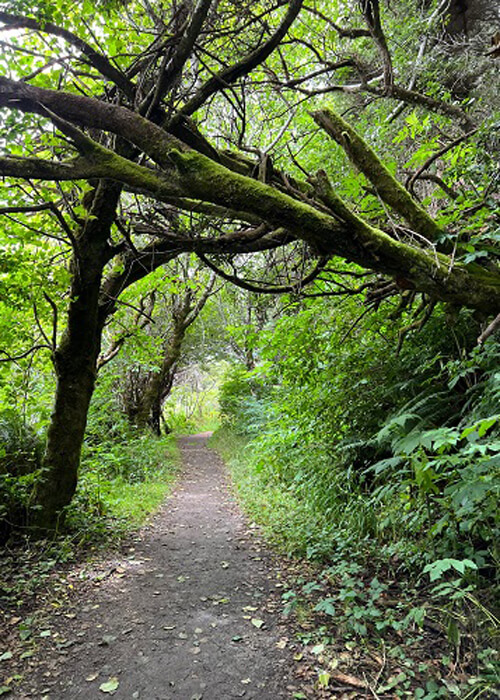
0, 652, 13, 661
276, 638, 287, 649
251, 618, 264, 629
318, 671, 330, 688
20, 650, 34, 659
85, 673, 99, 682
99, 677, 119, 694
240, 678, 251, 684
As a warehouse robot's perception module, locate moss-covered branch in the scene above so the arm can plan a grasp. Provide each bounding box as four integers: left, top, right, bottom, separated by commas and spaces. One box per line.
1, 76, 499, 313
312, 108, 444, 243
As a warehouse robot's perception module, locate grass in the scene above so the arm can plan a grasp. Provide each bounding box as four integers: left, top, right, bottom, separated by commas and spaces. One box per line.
97, 477, 174, 526
69, 433, 181, 538
210, 427, 333, 558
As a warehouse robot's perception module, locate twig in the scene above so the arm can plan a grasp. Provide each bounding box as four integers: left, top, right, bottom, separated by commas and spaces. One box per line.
0, 344, 51, 363
477, 312, 500, 345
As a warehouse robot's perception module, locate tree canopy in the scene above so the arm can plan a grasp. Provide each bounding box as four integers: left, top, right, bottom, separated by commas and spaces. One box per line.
0, 0, 499, 527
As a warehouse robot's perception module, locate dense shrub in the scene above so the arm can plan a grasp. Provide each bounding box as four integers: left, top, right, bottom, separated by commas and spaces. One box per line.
0, 411, 43, 541
218, 302, 499, 579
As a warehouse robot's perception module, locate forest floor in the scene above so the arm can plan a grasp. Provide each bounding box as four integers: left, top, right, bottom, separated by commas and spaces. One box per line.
1, 434, 318, 699
2, 434, 490, 699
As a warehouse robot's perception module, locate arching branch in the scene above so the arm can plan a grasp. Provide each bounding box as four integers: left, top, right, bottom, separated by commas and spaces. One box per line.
0, 12, 134, 97
196, 252, 329, 295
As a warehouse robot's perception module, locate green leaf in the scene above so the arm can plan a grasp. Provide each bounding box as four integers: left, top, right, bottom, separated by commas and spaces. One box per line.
250, 618, 264, 629
99, 677, 120, 694
318, 671, 330, 688
423, 558, 477, 581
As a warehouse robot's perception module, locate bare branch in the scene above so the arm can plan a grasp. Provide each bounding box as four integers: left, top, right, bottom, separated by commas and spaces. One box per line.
43, 292, 58, 350
142, 0, 213, 115
360, 0, 393, 94
0, 344, 51, 363
406, 128, 479, 194
196, 252, 328, 295
478, 312, 500, 345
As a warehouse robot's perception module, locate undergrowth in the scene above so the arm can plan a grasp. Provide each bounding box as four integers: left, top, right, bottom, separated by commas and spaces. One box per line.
1, 416, 179, 619
213, 307, 500, 698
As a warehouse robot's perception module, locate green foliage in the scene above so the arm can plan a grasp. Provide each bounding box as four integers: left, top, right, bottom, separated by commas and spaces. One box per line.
0, 410, 44, 539
218, 364, 270, 437
69, 434, 179, 536
215, 295, 499, 692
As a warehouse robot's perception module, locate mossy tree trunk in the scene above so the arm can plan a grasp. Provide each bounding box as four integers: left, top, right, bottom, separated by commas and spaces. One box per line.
32, 182, 121, 530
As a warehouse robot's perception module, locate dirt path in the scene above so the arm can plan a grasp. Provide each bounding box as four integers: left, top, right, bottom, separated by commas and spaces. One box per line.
19, 434, 296, 699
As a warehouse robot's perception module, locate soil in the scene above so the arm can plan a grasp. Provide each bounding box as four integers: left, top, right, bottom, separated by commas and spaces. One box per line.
11, 433, 298, 699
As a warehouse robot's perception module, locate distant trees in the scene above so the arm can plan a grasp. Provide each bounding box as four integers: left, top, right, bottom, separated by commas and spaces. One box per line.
116, 265, 216, 435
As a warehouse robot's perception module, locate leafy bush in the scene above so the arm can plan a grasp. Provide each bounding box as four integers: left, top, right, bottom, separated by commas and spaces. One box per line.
0, 410, 43, 541
218, 364, 270, 436
65, 433, 179, 540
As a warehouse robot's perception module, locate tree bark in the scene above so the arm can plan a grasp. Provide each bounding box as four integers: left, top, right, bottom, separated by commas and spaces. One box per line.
31, 182, 121, 530
133, 317, 189, 433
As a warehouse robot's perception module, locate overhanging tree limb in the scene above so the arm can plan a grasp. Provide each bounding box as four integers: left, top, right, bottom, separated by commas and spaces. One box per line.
312, 108, 444, 242
0, 77, 499, 312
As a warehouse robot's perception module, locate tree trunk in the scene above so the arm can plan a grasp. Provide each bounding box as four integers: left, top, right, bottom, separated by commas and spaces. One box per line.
31, 182, 120, 530
134, 326, 185, 432
148, 396, 163, 436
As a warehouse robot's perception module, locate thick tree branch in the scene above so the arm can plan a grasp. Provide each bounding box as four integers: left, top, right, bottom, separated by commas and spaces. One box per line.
0, 155, 109, 180
360, 0, 393, 94
0, 77, 498, 312
312, 108, 444, 242
142, 0, 213, 115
